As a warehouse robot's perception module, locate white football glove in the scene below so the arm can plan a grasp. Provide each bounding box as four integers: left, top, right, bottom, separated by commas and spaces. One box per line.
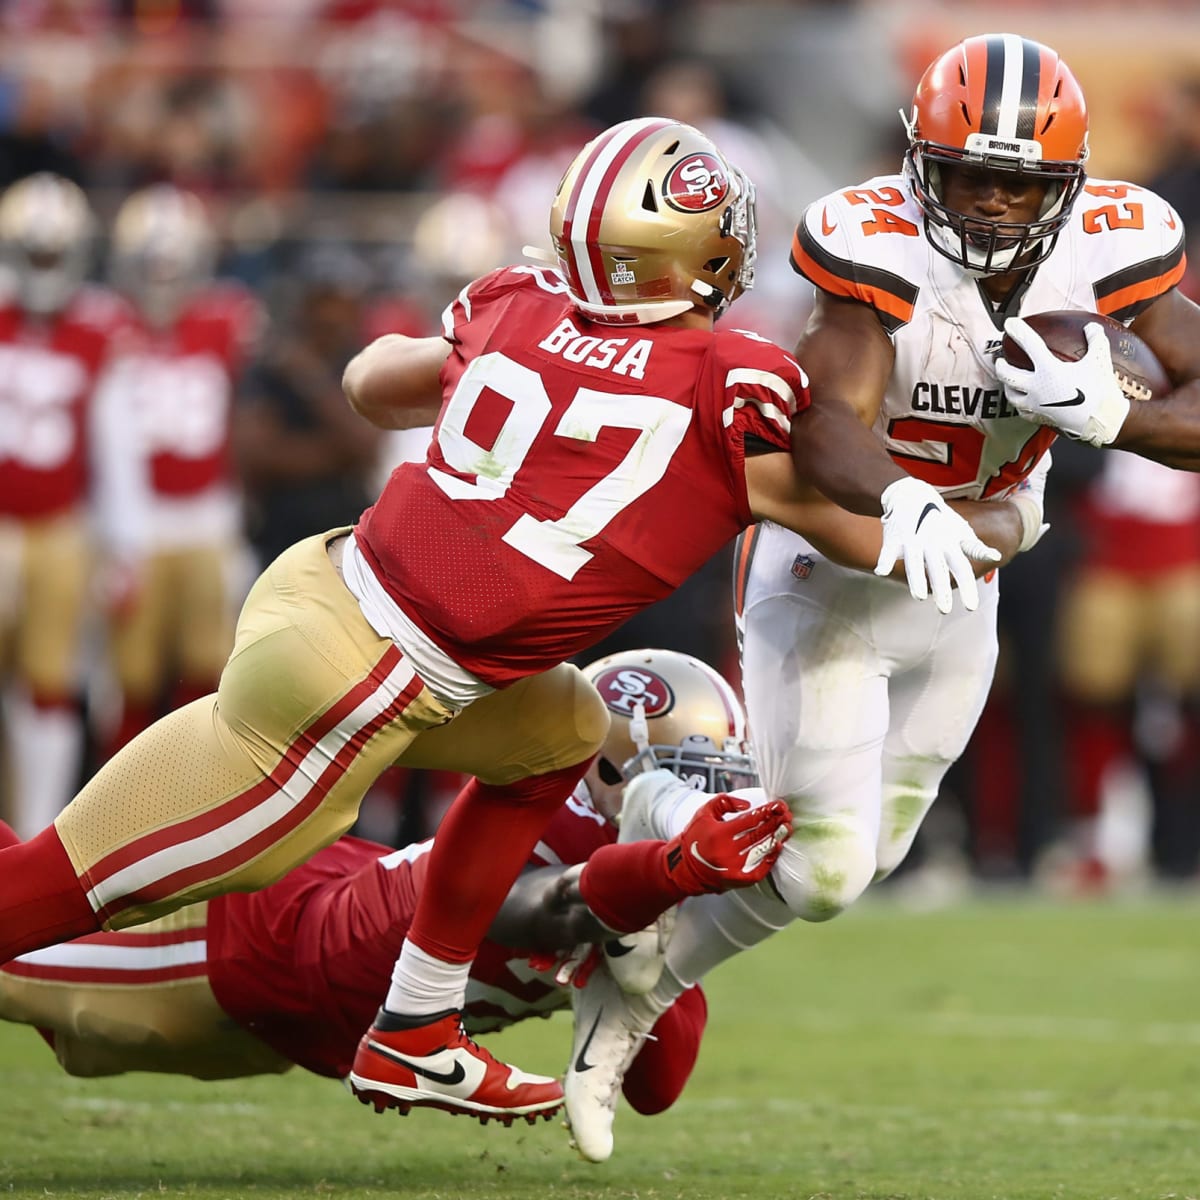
1008, 449, 1052, 552
876, 476, 1001, 614
995, 318, 1130, 447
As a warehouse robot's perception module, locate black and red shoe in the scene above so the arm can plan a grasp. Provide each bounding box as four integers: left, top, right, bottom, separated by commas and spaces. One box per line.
348, 1008, 563, 1126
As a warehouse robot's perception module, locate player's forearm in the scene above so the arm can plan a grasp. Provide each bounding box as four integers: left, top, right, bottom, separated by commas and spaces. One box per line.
789, 398, 904, 515
342, 334, 450, 430
487, 865, 609, 951
1111, 383, 1200, 469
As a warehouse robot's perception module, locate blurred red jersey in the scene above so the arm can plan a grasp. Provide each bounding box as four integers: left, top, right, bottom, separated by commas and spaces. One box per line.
356, 265, 805, 685
98, 283, 261, 499
206, 788, 614, 1078
0, 287, 130, 519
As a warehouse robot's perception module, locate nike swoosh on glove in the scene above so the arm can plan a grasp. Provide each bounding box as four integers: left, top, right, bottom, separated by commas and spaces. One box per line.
995, 317, 1130, 447
876, 476, 1001, 614
663, 793, 792, 896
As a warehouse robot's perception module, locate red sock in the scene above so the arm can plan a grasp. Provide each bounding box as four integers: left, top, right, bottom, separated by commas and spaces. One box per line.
0, 821, 20, 850
578, 840, 680, 933
406, 759, 592, 963
1065, 701, 1131, 819
622, 984, 707, 1115
0, 825, 100, 963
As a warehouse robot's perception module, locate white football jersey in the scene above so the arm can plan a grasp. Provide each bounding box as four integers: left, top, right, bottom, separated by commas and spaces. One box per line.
790, 172, 1187, 500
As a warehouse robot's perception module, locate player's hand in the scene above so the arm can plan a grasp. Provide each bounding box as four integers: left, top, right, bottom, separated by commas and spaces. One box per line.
876, 477, 1000, 614
995, 318, 1130, 446
664, 793, 792, 896
527, 943, 600, 988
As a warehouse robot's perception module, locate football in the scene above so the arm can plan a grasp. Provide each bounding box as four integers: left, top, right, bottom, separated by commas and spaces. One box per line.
1001, 309, 1170, 403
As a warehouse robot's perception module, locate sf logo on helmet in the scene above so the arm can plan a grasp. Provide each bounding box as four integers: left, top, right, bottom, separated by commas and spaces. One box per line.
592, 667, 675, 717
663, 154, 730, 213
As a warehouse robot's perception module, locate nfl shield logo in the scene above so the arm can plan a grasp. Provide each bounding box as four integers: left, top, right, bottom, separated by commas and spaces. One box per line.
791, 554, 814, 581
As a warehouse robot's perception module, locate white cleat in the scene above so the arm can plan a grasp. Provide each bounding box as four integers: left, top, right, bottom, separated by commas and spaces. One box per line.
602, 904, 676, 995
564, 961, 658, 1163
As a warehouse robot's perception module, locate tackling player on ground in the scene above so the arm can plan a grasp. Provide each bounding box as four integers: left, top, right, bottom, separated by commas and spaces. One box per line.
0, 651, 788, 1123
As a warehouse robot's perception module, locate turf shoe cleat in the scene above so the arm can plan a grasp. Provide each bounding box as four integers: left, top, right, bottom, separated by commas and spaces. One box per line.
349, 1008, 563, 1122
564, 962, 658, 1162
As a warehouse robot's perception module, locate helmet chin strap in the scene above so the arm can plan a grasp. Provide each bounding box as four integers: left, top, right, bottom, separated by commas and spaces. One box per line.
629, 701, 650, 755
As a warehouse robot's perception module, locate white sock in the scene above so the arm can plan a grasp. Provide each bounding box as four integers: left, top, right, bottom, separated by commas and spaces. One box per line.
657, 784, 773, 840
647, 882, 795, 1013
8, 696, 83, 838
385, 940, 471, 1017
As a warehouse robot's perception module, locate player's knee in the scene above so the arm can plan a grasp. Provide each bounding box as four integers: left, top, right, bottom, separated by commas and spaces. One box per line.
769, 820, 877, 921
873, 786, 938, 882
563, 665, 611, 764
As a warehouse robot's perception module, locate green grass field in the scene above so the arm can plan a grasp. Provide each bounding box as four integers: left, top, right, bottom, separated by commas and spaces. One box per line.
3, 893, 1200, 1200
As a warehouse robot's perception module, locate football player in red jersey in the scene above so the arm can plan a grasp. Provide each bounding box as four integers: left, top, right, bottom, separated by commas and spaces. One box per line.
92, 184, 262, 759
0, 173, 131, 838
0, 118, 1006, 1126
0, 650, 789, 1129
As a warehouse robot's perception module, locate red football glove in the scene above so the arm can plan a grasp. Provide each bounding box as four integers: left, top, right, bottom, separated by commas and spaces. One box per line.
664, 794, 792, 896
526, 943, 601, 989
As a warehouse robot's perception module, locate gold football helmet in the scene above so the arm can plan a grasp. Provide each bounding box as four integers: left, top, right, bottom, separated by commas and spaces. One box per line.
539, 117, 756, 326
110, 184, 215, 326
579, 647, 757, 821
0, 172, 94, 316
901, 33, 1089, 274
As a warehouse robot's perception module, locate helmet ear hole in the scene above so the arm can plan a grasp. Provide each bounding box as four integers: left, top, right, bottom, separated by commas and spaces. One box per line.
597, 757, 624, 786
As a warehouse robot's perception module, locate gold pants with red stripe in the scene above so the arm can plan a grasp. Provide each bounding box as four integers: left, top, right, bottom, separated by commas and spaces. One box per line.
0, 904, 292, 1079
0, 511, 91, 700
109, 541, 237, 704
55, 530, 610, 931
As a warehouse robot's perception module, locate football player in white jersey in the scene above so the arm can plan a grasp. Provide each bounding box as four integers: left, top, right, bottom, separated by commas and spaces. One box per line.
561, 31, 1200, 1162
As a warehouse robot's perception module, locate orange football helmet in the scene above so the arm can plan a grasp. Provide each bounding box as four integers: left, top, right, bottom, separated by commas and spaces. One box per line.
580, 647, 757, 821
0, 173, 94, 315
902, 33, 1089, 273
110, 184, 215, 326
540, 117, 756, 326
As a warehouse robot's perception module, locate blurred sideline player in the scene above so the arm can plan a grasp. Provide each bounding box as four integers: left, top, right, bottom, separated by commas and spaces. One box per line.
0, 173, 130, 837
1053, 451, 1200, 884
558, 32, 1182, 1161
0, 650, 789, 1127
0, 117, 1002, 1127
93, 184, 262, 758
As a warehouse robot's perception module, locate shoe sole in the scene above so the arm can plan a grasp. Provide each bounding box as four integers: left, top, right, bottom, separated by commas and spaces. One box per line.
348, 1074, 563, 1125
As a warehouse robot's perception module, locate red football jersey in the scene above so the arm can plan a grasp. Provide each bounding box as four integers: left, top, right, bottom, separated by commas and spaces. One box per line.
99, 283, 261, 498
355, 265, 804, 685
206, 789, 614, 1078
0, 287, 131, 519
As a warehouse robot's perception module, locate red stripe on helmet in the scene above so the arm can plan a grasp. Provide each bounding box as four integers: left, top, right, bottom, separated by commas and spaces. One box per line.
562, 118, 675, 309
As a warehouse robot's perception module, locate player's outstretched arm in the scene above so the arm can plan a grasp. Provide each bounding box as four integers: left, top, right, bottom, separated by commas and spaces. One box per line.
746, 451, 1030, 575
780, 292, 1000, 612
342, 333, 451, 430
486, 795, 792, 953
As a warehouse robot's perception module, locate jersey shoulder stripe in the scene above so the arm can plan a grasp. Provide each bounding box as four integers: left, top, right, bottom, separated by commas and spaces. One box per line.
1073, 180, 1188, 321
790, 216, 918, 332
1094, 236, 1186, 321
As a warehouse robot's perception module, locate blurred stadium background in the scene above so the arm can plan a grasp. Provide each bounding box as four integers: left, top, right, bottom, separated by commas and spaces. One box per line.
3, 0, 1200, 894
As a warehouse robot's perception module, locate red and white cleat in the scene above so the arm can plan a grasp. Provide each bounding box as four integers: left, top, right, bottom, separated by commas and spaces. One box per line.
348, 1009, 563, 1125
